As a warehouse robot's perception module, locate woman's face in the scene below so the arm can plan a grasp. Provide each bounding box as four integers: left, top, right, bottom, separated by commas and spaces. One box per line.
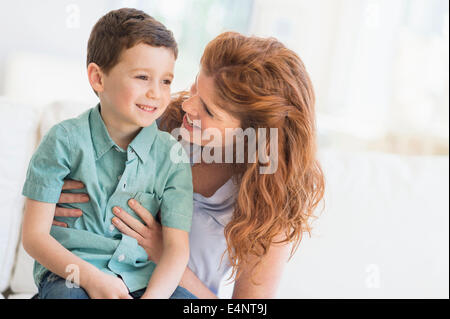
180, 69, 241, 147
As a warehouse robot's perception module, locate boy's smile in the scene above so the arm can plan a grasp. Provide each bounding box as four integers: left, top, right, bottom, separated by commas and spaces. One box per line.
89, 43, 175, 146
136, 104, 158, 113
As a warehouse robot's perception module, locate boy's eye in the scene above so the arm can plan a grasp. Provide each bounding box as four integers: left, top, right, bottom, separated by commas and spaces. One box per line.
136, 75, 148, 81
163, 79, 172, 85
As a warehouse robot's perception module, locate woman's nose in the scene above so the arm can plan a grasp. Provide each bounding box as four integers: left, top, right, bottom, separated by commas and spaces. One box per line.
181, 96, 199, 116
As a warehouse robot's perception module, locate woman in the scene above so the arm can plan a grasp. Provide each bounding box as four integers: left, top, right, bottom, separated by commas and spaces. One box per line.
54, 32, 325, 298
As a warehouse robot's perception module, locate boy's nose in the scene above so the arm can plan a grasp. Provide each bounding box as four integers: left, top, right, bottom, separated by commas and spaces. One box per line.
146, 81, 161, 99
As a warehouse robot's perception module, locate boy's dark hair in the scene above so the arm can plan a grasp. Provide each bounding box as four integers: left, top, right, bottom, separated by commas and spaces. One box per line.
87, 8, 178, 74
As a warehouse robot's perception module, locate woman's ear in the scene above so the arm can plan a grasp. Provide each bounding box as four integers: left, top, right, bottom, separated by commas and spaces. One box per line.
87, 63, 104, 94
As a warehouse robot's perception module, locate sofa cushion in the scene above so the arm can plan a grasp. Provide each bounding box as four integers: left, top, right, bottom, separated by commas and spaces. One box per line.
7, 293, 35, 299
9, 244, 37, 295
276, 149, 449, 298
8, 100, 90, 295
0, 97, 39, 293
7, 100, 449, 298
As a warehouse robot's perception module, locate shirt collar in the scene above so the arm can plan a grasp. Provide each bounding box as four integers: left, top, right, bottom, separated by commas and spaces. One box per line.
90, 104, 117, 160
90, 104, 158, 163
128, 120, 158, 164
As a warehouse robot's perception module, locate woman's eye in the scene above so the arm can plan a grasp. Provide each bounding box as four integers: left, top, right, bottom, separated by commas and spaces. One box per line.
136, 75, 148, 81
201, 101, 213, 117
205, 108, 213, 117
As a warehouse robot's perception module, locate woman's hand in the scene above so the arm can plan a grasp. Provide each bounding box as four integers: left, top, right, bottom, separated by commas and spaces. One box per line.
111, 199, 163, 263
53, 180, 89, 227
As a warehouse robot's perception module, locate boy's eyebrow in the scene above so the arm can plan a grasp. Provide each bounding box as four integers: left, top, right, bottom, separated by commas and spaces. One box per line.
130, 68, 174, 78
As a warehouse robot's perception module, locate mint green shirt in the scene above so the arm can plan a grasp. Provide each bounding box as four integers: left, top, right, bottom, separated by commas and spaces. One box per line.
22, 104, 193, 292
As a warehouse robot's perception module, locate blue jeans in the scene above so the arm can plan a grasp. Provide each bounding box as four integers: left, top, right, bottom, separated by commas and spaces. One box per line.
38, 271, 197, 299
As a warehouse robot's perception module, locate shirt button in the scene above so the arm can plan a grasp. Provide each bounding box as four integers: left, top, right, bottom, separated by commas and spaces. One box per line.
118, 254, 125, 262
109, 224, 115, 232
122, 183, 126, 189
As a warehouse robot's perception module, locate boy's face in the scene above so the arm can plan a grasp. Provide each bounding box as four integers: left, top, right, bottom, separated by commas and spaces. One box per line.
99, 43, 175, 130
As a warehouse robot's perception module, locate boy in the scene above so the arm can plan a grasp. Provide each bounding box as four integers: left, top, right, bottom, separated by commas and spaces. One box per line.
21, 8, 194, 299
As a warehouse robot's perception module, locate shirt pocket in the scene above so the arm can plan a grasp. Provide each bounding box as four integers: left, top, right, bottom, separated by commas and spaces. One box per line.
134, 191, 161, 219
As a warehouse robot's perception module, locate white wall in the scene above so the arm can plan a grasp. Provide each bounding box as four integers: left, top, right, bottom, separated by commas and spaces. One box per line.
0, 0, 205, 105
0, 0, 252, 106
0, 0, 447, 154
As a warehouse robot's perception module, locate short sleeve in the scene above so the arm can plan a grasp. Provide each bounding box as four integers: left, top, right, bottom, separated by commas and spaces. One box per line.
22, 123, 72, 203
160, 161, 193, 232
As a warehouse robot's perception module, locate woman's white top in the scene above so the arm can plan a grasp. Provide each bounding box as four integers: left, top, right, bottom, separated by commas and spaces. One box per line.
180, 139, 238, 295
188, 178, 237, 295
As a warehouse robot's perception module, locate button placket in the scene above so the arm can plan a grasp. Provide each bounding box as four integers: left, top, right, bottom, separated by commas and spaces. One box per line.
121, 165, 127, 191
127, 149, 136, 162
121, 152, 139, 192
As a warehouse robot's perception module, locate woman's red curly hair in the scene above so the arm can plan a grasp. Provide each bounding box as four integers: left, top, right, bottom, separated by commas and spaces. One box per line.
160, 32, 325, 283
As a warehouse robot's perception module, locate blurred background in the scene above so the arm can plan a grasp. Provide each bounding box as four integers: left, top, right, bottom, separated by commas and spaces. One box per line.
0, 0, 448, 155
0, 1, 448, 299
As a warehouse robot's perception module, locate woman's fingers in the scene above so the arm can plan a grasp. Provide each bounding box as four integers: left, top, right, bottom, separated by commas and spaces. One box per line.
52, 221, 68, 228
112, 206, 148, 235
55, 206, 83, 218
111, 215, 144, 244
127, 199, 156, 227
58, 192, 89, 204
62, 180, 85, 190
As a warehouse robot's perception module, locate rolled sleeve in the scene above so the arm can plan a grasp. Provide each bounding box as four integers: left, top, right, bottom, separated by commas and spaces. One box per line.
22, 123, 72, 203
160, 161, 193, 232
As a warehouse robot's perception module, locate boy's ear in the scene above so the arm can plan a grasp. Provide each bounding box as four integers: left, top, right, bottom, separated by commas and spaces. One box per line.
87, 63, 105, 94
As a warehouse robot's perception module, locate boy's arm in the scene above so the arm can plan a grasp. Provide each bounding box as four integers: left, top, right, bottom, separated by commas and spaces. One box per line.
140, 145, 192, 299
22, 198, 103, 289
141, 226, 189, 299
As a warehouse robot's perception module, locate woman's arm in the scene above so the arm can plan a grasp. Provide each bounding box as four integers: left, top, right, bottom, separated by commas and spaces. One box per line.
142, 227, 189, 299
179, 239, 290, 299
112, 201, 220, 298
179, 265, 219, 298
112, 200, 291, 299
54, 181, 225, 298
231, 235, 291, 298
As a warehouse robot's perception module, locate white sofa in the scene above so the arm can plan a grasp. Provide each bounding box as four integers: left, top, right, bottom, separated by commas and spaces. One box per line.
0, 97, 448, 299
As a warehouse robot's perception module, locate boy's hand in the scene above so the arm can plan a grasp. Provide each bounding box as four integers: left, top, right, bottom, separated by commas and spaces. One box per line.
84, 271, 132, 299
